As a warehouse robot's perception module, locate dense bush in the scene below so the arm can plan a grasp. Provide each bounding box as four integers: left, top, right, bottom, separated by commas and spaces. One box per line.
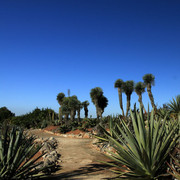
11, 108, 58, 129
0, 107, 15, 124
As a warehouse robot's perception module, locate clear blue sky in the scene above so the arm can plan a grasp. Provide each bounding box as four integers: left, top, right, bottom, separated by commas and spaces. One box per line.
0, 0, 180, 117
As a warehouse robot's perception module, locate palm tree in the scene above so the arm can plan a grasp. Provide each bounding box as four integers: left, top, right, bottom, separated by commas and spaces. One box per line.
77, 101, 83, 122
82, 101, 90, 118
98, 95, 108, 119
56, 92, 65, 122
123, 81, 134, 117
61, 97, 70, 125
90, 87, 103, 119
67, 96, 79, 122
57, 92, 65, 105
114, 79, 125, 117
135, 82, 146, 112
143, 74, 156, 110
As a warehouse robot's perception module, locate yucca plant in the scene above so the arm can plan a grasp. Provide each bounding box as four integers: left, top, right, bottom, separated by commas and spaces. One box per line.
97, 106, 179, 179
0, 125, 49, 179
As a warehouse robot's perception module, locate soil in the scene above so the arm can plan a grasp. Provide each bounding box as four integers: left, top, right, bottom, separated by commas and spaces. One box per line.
29, 129, 118, 180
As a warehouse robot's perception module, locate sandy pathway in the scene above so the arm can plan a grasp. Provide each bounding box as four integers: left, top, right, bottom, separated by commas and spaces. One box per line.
30, 129, 117, 180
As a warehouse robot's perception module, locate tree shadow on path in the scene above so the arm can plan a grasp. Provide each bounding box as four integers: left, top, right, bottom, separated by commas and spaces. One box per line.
45, 162, 118, 180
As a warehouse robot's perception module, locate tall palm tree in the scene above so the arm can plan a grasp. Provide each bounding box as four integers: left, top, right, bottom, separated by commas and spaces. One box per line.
90, 87, 103, 119
135, 82, 146, 112
82, 101, 89, 118
56, 92, 65, 122
143, 74, 156, 110
114, 79, 125, 117
123, 81, 134, 117
61, 97, 70, 125
68, 96, 79, 122
77, 101, 83, 122
98, 95, 108, 119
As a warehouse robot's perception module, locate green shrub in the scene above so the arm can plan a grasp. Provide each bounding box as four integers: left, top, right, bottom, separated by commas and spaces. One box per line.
82, 118, 98, 129
59, 125, 71, 134
97, 106, 179, 179
0, 125, 50, 179
0, 107, 15, 124
11, 108, 58, 129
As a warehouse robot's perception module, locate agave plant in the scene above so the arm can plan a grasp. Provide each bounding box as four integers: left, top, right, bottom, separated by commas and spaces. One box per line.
167, 95, 180, 118
97, 106, 179, 179
0, 125, 49, 179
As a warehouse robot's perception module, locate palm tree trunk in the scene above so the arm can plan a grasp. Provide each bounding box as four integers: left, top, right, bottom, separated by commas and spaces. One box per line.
64, 114, 68, 125
118, 88, 125, 117
126, 94, 131, 117
147, 84, 156, 110
84, 107, 88, 118
94, 99, 100, 119
77, 109, 80, 122
138, 94, 146, 113
59, 107, 62, 124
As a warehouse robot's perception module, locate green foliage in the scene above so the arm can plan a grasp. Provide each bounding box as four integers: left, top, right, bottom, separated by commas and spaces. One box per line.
97, 106, 179, 179
59, 125, 72, 134
90, 87, 103, 104
90, 87, 108, 118
122, 80, 134, 95
82, 101, 89, 107
143, 73, 155, 86
0, 125, 48, 179
135, 82, 145, 95
56, 92, 65, 105
82, 118, 98, 129
114, 79, 124, 88
167, 95, 180, 118
11, 108, 57, 129
98, 95, 108, 112
0, 107, 15, 124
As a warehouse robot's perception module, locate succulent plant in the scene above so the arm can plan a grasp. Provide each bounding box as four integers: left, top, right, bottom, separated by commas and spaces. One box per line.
97, 106, 179, 179
0, 125, 49, 179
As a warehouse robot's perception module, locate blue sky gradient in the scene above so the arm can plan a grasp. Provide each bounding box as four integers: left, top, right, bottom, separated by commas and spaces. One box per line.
0, 0, 180, 117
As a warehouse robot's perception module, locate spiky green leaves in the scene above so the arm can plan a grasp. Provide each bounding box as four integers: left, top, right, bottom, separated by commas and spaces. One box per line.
97, 106, 179, 179
167, 95, 180, 116
0, 125, 48, 179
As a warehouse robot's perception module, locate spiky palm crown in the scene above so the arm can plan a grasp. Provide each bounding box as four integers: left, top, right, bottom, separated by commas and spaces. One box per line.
57, 92, 65, 104
143, 74, 155, 86
123, 81, 134, 95
90, 87, 103, 102
135, 82, 145, 95
114, 79, 124, 88
82, 100, 90, 107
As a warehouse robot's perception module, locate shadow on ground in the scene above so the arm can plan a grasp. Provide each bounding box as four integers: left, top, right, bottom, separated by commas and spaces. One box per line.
44, 163, 118, 180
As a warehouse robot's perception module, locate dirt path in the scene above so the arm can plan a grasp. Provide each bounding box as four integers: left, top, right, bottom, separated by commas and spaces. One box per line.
30, 129, 117, 180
